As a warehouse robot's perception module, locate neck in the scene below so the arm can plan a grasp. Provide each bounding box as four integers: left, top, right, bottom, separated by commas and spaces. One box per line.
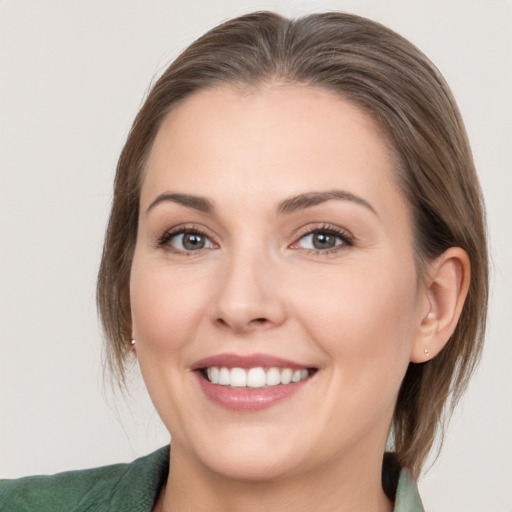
156, 444, 393, 512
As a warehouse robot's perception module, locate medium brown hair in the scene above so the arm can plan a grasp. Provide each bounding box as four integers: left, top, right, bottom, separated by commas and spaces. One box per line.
97, 11, 488, 477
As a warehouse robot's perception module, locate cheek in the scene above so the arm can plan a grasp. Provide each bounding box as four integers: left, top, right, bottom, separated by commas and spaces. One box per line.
129, 255, 214, 434
130, 257, 210, 353
291, 257, 418, 372
290, 259, 419, 441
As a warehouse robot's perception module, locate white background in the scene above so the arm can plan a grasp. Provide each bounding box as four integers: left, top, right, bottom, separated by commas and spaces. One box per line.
1, 1, 511, 510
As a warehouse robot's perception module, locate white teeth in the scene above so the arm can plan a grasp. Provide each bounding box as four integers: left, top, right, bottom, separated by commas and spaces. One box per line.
218, 367, 230, 385
266, 367, 281, 386
209, 367, 219, 384
204, 366, 311, 388
280, 368, 292, 385
291, 370, 302, 382
247, 367, 266, 388
230, 367, 247, 387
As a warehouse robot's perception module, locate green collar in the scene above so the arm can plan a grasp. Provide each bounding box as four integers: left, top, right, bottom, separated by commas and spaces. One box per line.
394, 467, 425, 511
0, 446, 424, 511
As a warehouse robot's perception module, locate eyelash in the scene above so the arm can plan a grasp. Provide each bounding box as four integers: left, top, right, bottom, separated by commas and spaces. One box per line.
156, 224, 354, 255
292, 224, 354, 255
156, 225, 214, 255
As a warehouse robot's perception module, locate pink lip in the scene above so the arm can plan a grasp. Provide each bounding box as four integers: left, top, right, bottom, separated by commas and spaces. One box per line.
191, 353, 316, 412
191, 353, 310, 370
195, 373, 311, 411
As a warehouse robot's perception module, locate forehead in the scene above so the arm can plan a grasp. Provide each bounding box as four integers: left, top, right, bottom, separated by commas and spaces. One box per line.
141, 84, 407, 224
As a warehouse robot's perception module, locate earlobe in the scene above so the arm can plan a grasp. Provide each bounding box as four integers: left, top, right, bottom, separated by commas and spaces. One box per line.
410, 247, 471, 363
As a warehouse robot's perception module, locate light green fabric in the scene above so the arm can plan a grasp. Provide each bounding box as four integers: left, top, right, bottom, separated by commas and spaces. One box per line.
0, 446, 424, 511
394, 468, 425, 512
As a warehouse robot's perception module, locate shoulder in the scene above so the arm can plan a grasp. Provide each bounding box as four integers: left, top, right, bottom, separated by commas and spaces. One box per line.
0, 446, 169, 512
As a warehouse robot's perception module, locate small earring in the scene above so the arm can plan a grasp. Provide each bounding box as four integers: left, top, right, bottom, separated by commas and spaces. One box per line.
131, 339, 136, 345
424, 348, 430, 357
427, 312, 435, 320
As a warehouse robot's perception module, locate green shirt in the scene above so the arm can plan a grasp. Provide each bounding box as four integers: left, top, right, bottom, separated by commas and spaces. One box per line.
0, 447, 424, 511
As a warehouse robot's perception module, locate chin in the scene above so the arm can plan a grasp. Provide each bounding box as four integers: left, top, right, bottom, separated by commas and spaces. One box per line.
205, 450, 301, 483
181, 426, 308, 483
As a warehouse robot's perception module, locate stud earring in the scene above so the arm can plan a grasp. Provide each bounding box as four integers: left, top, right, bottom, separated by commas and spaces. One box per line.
424, 348, 430, 357
427, 311, 435, 320
131, 339, 136, 345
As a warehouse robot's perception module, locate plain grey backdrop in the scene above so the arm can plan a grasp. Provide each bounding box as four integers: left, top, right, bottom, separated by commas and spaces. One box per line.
1, 1, 511, 510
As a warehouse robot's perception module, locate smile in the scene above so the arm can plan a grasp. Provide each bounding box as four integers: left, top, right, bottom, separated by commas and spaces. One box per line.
192, 354, 317, 410
203, 367, 312, 388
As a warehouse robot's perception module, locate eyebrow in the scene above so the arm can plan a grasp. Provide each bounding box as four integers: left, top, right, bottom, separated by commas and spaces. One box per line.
145, 189, 377, 216
277, 190, 377, 216
146, 193, 215, 214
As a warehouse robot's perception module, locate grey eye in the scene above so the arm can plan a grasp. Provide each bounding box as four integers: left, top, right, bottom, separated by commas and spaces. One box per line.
299, 232, 342, 250
170, 232, 213, 251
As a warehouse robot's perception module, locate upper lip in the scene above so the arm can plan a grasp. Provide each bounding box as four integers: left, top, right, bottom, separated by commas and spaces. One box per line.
191, 353, 313, 371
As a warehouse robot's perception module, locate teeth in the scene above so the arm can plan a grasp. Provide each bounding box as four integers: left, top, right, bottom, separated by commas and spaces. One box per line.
230, 368, 247, 387
266, 367, 281, 386
280, 368, 292, 385
219, 367, 230, 385
247, 367, 266, 388
204, 366, 311, 388
209, 367, 219, 384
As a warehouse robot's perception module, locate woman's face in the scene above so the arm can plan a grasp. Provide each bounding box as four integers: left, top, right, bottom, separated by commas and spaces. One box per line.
130, 85, 428, 481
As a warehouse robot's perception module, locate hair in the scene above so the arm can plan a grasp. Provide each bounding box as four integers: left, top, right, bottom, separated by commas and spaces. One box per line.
97, 11, 488, 478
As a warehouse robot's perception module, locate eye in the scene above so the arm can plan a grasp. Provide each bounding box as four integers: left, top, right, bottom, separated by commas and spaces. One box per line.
158, 228, 216, 253
299, 232, 341, 250
293, 226, 353, 253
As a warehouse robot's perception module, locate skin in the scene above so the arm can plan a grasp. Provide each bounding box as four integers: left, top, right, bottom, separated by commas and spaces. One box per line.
130, 84, 467, 511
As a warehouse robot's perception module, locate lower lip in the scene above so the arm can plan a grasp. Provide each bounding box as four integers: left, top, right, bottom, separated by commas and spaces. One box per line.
195, 372, 311, 411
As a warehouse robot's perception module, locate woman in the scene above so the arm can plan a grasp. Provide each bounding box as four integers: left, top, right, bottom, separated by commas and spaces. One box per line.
0, 11, 487, 511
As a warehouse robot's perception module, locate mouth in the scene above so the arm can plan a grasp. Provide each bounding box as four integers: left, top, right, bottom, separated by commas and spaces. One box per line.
192, 354, 318, 410
200, 366, 315, 388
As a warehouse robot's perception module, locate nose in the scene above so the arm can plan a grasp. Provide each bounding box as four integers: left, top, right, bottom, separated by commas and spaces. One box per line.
212, 249, 286, 333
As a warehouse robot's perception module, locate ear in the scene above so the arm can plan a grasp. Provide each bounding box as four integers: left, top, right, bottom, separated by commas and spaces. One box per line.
410, 247, 471, 363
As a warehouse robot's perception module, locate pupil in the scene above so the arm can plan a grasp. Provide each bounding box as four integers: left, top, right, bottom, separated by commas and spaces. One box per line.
183, 233, 205, 250
313, 233, 335, 249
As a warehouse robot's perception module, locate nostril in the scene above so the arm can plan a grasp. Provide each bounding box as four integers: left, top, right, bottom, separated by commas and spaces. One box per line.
215, 316, 269, 330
